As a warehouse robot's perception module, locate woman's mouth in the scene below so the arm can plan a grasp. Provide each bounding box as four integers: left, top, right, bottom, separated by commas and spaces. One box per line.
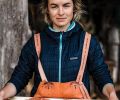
56, 18, 66, 22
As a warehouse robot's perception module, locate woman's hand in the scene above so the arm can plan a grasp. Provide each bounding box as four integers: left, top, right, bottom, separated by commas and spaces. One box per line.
103, 83, 119, 100
0, 91, 4, 100
109, 91, 118, 100
0, 83, 17, 100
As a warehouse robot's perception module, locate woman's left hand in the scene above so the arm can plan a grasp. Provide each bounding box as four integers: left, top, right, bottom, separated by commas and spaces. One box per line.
109, 91, 119, 100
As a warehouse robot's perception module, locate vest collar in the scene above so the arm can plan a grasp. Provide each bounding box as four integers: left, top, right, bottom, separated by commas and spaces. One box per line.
48, 21, 75, 32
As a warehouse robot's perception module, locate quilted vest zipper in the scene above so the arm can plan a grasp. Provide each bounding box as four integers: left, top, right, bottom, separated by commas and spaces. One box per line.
58, 33, 62, 82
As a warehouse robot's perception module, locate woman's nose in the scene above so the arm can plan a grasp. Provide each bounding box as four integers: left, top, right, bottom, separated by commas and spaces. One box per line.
58, 7, 64, 15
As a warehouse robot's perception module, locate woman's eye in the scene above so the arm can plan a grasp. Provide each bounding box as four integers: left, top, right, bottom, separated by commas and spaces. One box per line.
51, 6, 57, 9
64, 5, 70, 7
64, 4, 71, 8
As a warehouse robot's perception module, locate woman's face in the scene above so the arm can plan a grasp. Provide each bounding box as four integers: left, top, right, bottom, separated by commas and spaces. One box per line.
48, 0, 73, 31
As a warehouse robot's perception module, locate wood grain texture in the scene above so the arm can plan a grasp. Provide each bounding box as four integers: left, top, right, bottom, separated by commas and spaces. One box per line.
0, 0, 31, 96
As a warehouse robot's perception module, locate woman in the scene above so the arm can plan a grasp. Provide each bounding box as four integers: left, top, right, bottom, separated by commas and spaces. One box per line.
0, 0, 118, 99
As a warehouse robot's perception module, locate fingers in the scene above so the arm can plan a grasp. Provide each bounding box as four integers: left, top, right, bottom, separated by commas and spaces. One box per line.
0, 90, 4, 100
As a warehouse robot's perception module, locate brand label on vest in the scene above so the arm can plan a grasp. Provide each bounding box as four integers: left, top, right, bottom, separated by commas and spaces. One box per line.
70, 57, 78, 60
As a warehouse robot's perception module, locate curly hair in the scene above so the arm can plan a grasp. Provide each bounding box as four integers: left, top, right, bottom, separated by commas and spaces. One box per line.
40, 0, 84, 24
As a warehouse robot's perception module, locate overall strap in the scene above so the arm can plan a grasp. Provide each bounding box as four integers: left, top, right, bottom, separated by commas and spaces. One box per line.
34, 33, 48, 82
76, 32, 91, 83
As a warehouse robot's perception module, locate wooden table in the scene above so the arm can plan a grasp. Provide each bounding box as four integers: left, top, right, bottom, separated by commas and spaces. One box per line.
9, 97, 80, 100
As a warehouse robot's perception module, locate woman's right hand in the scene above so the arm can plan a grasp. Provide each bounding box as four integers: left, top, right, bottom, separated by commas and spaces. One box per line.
0, 83, 17, 100
0, 91, 4, 100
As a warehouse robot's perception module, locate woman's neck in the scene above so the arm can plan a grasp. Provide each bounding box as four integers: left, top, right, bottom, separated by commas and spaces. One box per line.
53, 23, 70, 32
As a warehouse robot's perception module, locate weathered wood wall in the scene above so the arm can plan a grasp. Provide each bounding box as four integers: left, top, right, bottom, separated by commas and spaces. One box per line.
0, 0, 31, 96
